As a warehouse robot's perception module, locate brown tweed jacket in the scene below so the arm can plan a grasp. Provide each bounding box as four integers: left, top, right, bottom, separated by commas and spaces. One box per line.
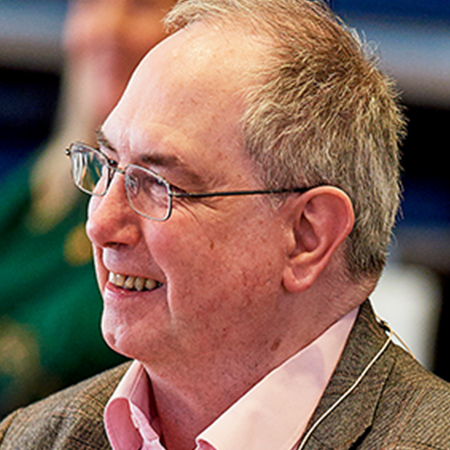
1, 301, 449, 449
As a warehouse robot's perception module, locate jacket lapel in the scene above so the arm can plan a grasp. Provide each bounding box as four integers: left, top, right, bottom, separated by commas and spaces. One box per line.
301, 301, 395, 449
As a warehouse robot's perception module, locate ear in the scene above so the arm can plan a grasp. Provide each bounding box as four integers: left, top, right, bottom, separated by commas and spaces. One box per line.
282, 186, 354, 293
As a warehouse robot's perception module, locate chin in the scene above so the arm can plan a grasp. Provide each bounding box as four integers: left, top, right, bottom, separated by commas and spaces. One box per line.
101, 313, 136, 360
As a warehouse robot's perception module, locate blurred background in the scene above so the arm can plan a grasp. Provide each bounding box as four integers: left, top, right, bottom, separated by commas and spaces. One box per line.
333, 0, 450, 381
0, 0, 449, 412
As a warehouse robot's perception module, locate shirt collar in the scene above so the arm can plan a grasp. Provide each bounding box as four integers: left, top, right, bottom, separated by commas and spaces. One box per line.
197, 307, 358, 450
105, 361, 162, 450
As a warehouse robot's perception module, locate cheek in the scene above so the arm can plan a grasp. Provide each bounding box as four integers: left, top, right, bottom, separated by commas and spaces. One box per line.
146, 217, 284, 310
145, 222, 217, 285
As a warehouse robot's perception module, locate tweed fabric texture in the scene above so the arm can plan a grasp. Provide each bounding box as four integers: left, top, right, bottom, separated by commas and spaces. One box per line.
1, 301, 449, 449
301, 302, 450, 449
0, 363, 130, 449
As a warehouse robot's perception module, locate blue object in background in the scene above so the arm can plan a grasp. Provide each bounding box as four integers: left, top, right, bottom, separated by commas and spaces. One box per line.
333, 0, 450, 20
0, 69, 60, 178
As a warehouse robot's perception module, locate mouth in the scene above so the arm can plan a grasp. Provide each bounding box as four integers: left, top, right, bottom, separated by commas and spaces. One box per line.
108, 272, 162, 292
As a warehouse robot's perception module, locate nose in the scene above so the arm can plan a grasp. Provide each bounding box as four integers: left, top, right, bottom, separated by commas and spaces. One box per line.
86, 171, 140, 249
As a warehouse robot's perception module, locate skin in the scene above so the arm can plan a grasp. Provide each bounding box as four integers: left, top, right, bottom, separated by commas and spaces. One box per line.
87, 21, 363, 450
88, 22, 292, 374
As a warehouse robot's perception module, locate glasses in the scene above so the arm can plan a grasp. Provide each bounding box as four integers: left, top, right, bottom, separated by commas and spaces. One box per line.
65, 141, 310, 221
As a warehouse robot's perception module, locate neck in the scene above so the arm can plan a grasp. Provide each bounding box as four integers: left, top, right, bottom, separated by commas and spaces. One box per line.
141, 287, 366, 450
142, 314, 331, 449
146, 358, 273, 450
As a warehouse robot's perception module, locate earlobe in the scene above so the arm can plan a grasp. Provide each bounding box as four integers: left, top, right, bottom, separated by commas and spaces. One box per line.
282, 187, 354, 293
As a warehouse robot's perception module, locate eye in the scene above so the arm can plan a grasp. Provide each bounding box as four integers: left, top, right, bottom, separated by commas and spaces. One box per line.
102, 153, 119, 169
96, 144, 119, 168
125, 166, 168, 202
142, 173, 168, 198
106, 157, 118, 168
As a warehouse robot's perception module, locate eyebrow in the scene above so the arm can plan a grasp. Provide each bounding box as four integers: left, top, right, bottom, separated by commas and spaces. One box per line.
95, 128, 209, 190
96, 128, 116, 154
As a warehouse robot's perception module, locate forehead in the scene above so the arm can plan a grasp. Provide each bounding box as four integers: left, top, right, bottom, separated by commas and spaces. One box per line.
102, 21, 267, 176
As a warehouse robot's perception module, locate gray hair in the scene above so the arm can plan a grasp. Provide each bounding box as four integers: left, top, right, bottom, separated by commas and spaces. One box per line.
166, 0, 406, 281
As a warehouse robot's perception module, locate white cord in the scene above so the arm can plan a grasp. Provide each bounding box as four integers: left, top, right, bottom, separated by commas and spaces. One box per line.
375, 314, 415, 358
296, 322, 394, 450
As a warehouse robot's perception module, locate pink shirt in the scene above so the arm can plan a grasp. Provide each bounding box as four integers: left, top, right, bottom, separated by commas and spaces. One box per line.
104, 307, 358, 450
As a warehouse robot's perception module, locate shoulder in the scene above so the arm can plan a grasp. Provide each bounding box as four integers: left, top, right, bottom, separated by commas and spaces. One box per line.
307, 302, 450, 449
373, 345, 450, 447
351, 303, 450, 448
357, 302, 450, 448
0, 362, 131, 449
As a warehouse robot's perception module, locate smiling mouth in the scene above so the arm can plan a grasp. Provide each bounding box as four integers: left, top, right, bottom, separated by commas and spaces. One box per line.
108, 272, 162, 292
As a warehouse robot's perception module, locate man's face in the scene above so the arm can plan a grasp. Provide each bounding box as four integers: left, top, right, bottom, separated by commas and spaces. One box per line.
87, 23, 291, 370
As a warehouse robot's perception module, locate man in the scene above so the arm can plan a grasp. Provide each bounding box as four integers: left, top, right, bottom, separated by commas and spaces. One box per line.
1, 0, 449, 449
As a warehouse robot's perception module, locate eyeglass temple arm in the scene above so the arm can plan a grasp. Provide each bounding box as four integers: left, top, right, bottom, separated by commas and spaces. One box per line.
171, 187, 310, 199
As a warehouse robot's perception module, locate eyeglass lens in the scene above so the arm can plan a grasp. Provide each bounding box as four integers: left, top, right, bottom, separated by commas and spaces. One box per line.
69, 144, 172, 220
71, 146, 109, 196
124, 165, 171, 220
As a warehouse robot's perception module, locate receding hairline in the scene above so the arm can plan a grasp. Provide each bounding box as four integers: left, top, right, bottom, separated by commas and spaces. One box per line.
164, 0, 354, 50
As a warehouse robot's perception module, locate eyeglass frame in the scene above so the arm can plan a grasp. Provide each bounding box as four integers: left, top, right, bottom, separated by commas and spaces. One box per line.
65, 141, 312, 221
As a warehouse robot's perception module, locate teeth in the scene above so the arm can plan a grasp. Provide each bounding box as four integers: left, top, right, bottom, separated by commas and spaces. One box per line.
109, 272, 160, 292
134, 277, 145, 292
145, 279, 158, 290
111, 273, 126, 287
124, 276, 136, 290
